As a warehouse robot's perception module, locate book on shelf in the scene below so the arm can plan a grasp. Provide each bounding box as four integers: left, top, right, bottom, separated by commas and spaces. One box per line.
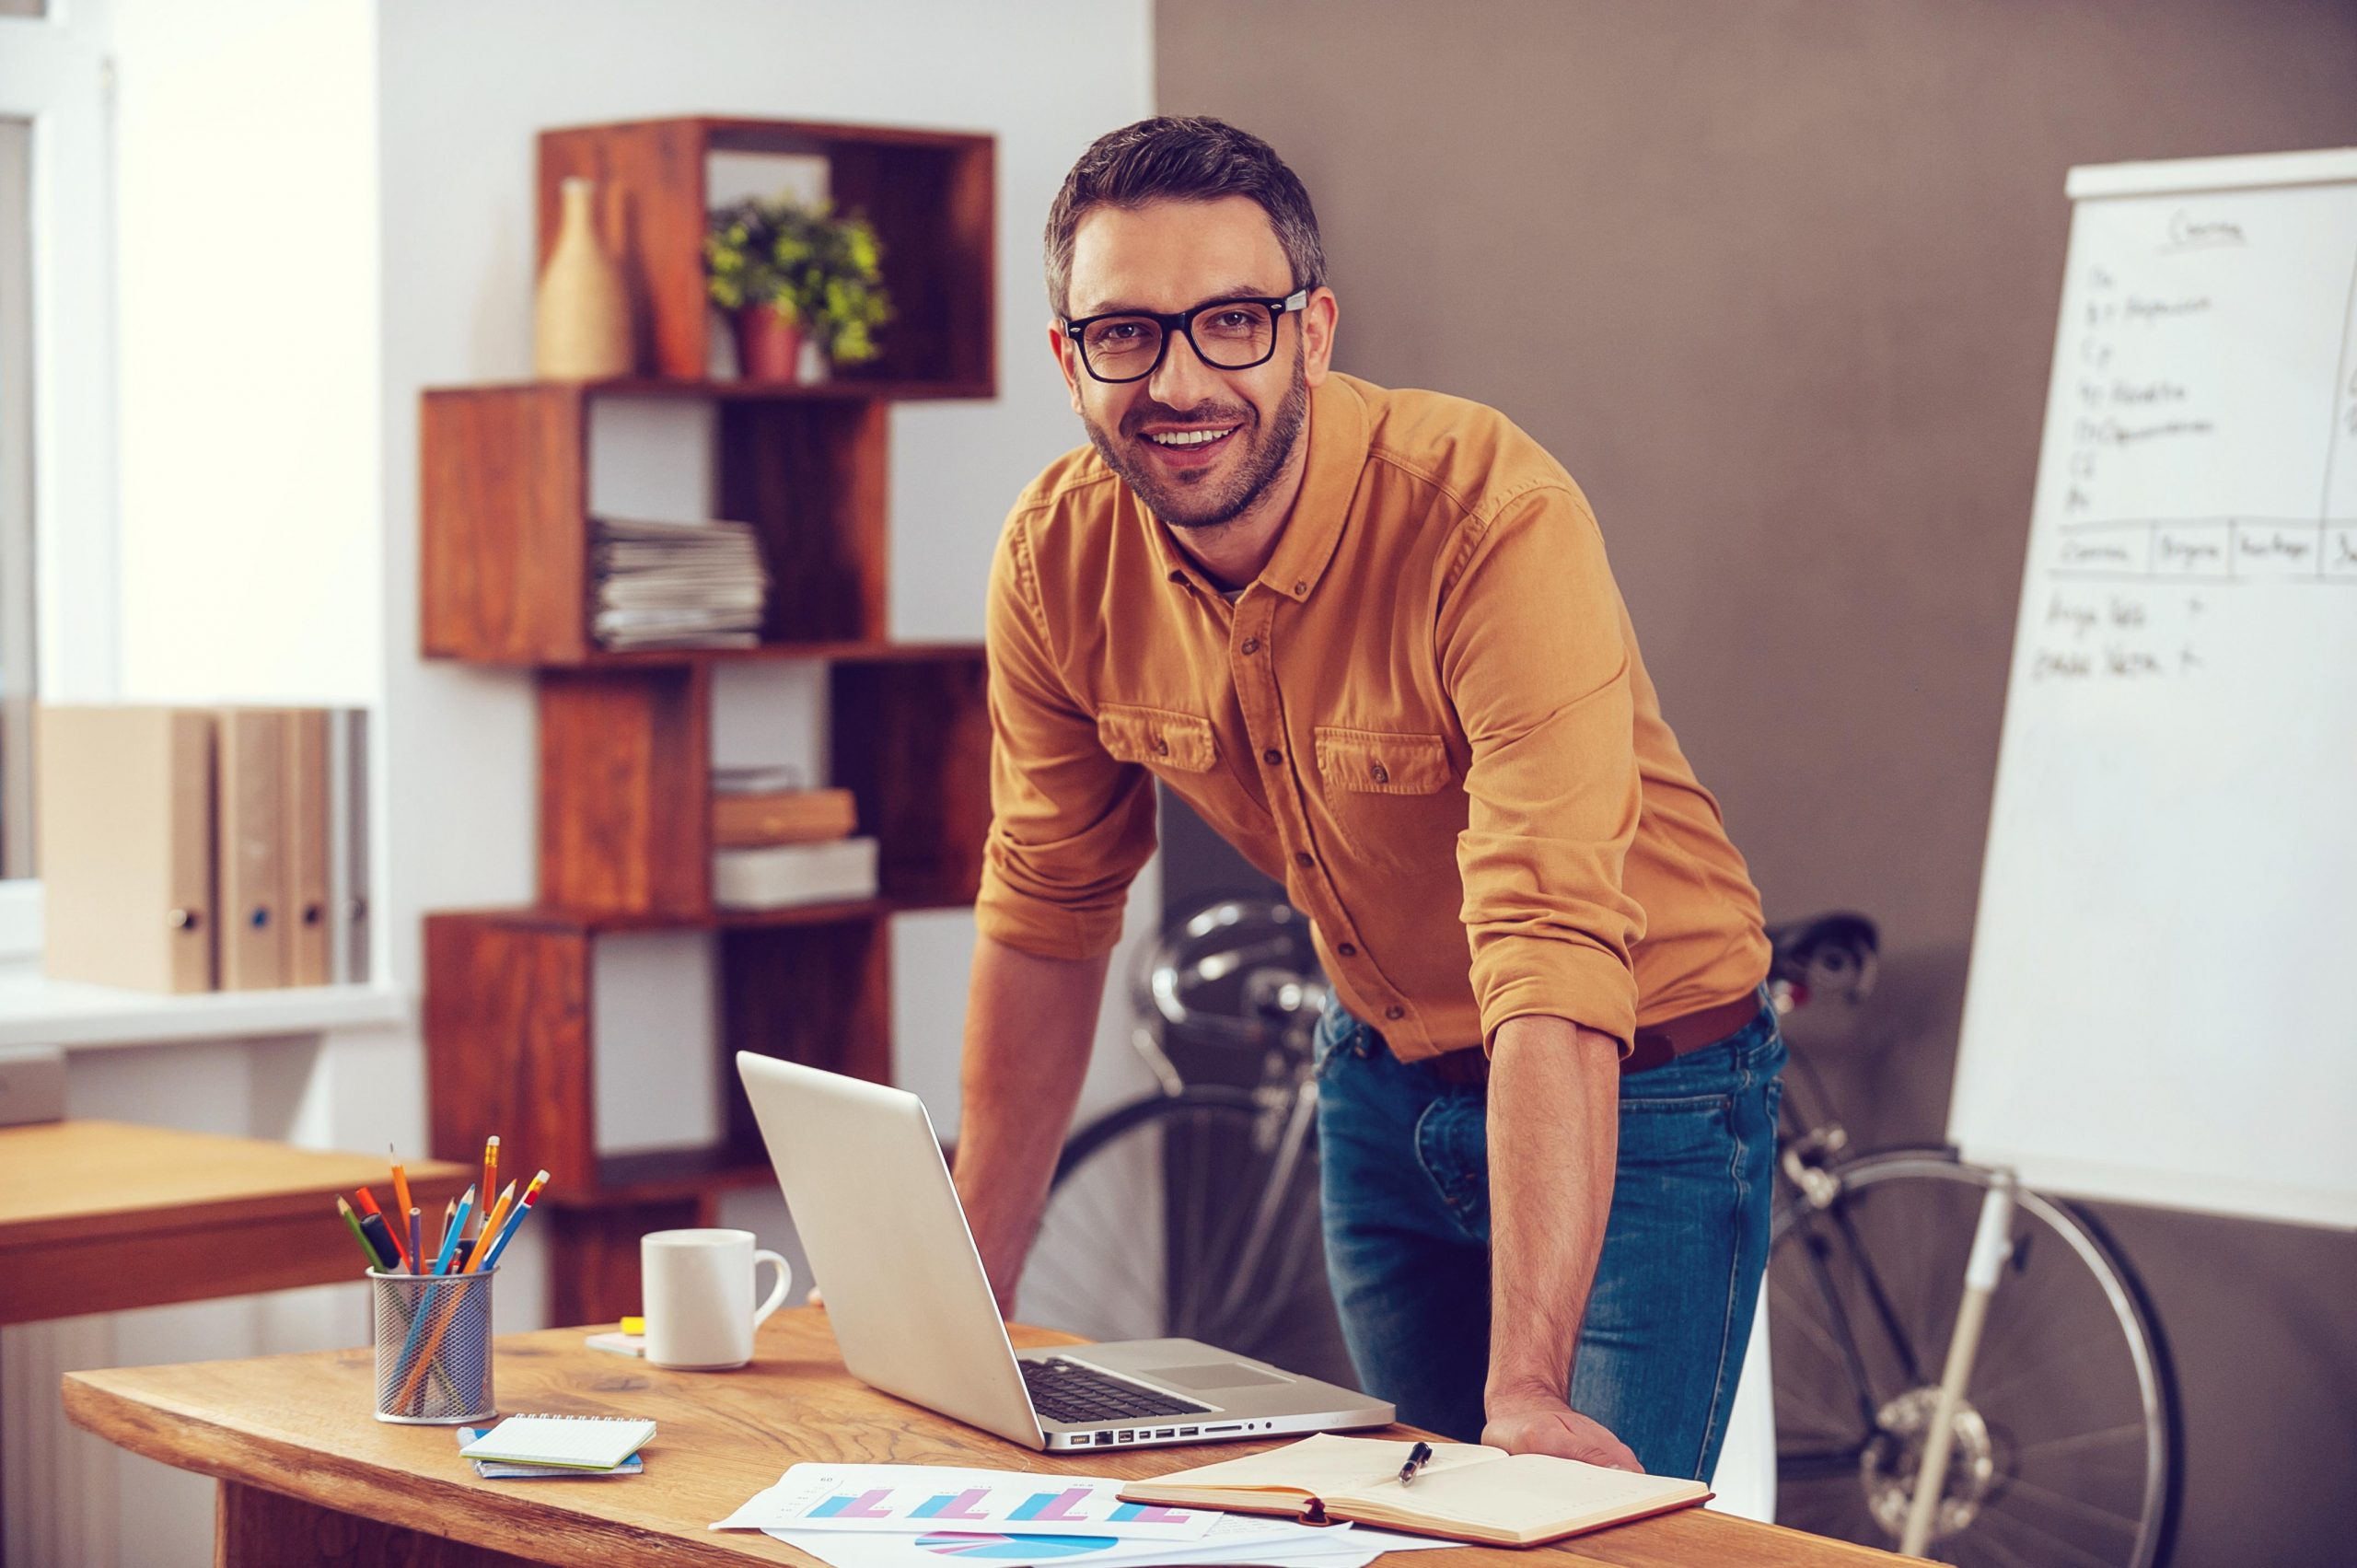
713, 764, 811, 795
714, 787, 857, 848
1118, 1433, 1711, 1549
713, 835, 879, 911
590, 515, 770, 651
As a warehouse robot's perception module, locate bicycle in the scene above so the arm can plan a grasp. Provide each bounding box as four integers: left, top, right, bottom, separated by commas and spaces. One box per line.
1762, 914, 2180, 1567
1015, 895, 2179, 1568
1012, 894, 1341, 1377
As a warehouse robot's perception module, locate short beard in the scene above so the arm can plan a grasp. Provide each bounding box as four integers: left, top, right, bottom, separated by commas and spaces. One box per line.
1084, 343, 1309, 533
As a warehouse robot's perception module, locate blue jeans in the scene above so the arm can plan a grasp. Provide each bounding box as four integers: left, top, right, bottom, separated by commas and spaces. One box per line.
1313, 989, 1784, 1481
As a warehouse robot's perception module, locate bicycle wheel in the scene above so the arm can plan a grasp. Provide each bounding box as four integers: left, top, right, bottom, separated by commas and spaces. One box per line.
1015, 1086, 1337, 1373
1769, 1153, 2176, 1567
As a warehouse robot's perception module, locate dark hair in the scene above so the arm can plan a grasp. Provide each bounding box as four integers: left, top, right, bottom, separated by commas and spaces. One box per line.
1043, 116, 1326, 319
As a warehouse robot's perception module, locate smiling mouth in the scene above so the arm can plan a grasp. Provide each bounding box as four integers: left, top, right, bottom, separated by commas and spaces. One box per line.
1141, 425, 1241, 458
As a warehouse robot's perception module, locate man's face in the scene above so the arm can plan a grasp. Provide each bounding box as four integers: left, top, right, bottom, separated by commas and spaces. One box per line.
1052, 196, 1333, 531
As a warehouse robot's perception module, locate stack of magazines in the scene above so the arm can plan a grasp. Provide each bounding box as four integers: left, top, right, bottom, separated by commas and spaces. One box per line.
591, 516, 770, 650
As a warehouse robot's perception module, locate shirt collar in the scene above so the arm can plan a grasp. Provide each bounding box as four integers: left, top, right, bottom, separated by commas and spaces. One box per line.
1138, 373, 1372, 603
1256, 372, 1368, 604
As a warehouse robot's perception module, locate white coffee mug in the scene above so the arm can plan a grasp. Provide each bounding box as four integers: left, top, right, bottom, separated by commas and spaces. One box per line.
640, 1228, 792, 1370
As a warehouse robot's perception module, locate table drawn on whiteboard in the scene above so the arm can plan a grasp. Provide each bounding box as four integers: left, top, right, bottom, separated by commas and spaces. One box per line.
2020, 191, 2357, 688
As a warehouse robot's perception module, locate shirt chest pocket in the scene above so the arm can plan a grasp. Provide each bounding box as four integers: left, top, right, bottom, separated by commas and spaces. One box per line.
1097, 703, 1218, 772
1312, 726, 1458, 867
1314, 727, 1451, 795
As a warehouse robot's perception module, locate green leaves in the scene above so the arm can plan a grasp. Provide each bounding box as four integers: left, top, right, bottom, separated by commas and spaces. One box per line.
702, 192, 895, 364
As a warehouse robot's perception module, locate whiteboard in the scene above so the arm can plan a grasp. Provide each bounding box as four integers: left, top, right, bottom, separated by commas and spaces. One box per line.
1950, 147, 2357, 1230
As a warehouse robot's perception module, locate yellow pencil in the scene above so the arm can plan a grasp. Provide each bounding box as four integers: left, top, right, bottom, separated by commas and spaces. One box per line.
389, 1145, 415, 1256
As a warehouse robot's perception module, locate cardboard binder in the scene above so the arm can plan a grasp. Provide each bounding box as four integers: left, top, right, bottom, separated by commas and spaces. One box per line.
35, 705, 217, 993
327, 708, 370, 984
215, 708, 287, 990
282, 708, 331, 986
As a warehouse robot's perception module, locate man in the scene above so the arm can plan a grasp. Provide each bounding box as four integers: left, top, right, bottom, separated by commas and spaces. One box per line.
952, 116, 1781, 1483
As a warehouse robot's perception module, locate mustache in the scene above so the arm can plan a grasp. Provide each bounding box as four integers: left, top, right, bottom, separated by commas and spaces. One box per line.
1124, 403, 1254, 436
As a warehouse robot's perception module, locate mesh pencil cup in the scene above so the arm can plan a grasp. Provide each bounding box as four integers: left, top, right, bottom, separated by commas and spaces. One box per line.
371, 1267, 497, 1424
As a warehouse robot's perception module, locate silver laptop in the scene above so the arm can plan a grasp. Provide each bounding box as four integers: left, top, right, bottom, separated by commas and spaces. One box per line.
737, 1052, 1394, 1451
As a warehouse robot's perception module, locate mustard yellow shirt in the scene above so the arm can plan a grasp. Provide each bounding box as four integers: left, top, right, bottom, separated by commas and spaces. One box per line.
976, 372, 1769, 1059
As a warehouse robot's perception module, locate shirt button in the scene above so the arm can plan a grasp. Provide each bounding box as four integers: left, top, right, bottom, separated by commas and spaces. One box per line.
1293, 580, 1308, 596
1239, 637, 1259, 655
1153, 738, 1169, 756
1384, 1005, 1406, 1021
1369, 762, 1389, 784
1294, 852, 1314, 869
1336, 942, 1357, 957
1262, 749, 1283, 765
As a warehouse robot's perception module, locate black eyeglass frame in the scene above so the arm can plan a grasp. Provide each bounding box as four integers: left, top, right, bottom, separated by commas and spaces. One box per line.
1061, 287, 1313, 384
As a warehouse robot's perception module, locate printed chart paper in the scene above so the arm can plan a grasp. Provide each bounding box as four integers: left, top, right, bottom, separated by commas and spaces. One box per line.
763, 1514, 1453, 1568
714, 1466, 1217, 1539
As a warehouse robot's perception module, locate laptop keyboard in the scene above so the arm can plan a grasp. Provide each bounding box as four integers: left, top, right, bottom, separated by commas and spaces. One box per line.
1021, 1358, 1214, 1424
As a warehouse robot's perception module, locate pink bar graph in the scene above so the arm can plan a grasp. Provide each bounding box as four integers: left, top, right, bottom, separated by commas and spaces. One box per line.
915, 1488, 993, 1521
1010, 1487, 1093, 1523
812, 1489, 898, 1520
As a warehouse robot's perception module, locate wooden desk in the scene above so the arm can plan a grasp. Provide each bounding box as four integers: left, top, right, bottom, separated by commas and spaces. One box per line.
64, 1307, 1907, 1568
0, 1119, 470, 1325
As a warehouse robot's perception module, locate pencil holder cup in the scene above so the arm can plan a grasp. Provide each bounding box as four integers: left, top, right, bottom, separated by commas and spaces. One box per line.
371, 1268, 497, 1424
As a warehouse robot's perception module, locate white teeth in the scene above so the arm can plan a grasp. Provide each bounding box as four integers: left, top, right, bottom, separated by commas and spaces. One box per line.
1147, 427, 1234, 447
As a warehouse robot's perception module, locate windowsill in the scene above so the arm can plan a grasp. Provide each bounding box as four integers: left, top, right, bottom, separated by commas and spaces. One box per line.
0, 962, 407, 1051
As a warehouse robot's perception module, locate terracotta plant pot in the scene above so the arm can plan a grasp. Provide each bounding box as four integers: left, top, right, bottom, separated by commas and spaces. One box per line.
734, 308, 810, 383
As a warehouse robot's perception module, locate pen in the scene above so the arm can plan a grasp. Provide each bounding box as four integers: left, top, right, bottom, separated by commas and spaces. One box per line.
357, 1210, 402, 1273
408, 1207, 424, 1277
1398, 1440, 1434, 1487
432, 1185, 477, 1275
353, 1186, 408, 1271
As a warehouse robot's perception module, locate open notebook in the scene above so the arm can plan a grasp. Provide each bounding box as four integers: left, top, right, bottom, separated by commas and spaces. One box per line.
1117, 1433, 1711, 1549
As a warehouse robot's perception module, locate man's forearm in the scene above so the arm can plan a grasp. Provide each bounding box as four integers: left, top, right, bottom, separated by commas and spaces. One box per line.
951, 934, 1111, 1307
1483, 1014, 1622, 1409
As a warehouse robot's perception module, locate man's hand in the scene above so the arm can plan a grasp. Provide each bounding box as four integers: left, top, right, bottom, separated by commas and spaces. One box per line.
1481, 1390, 1643, 1471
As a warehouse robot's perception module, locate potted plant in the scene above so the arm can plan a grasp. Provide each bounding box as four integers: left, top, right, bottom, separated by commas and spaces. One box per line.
704, 193, 894, 382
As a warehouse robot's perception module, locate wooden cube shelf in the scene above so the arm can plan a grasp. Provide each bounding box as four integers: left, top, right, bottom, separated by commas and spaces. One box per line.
424, 116, 998, 1326
537, 116, 995, 395
421, 383, 893, 665
424, 902, 933, 1211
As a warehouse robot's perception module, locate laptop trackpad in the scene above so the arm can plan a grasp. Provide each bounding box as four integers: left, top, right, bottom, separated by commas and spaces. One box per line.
1146, 1362, 1288, 1390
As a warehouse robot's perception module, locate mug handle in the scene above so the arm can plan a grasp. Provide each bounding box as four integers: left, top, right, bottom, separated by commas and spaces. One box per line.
751, 1249, 794, 1329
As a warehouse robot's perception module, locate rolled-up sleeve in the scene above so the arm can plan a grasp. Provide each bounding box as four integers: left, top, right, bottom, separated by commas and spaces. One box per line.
1438, 486, 1647, 1053
973, 515, 1156, 959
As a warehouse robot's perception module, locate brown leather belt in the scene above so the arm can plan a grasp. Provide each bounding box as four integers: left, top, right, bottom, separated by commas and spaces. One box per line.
1424, 991, 1762, 1089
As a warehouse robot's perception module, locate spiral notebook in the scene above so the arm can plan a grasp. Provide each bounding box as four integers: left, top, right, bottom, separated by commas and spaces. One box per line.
459, 1413, 656, 1471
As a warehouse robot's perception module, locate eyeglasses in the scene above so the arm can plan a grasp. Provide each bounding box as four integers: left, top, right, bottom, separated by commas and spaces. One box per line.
1062, 288, 1311, 384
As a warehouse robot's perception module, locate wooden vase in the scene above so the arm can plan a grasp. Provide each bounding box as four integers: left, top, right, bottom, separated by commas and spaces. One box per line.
534, 178, 633, 380
733, 307, 813, 383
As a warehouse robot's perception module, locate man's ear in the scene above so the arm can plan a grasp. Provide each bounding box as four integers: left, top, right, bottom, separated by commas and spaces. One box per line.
1301, 287, 1340, 389
1047, 322, 1084, 413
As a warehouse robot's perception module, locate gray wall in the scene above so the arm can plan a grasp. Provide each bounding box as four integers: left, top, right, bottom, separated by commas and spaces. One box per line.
1155, 3, 2357, 1563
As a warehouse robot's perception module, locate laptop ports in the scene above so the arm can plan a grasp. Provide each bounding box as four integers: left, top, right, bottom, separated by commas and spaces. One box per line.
1154, 1429, 1175, 1439
1092, 1432, 1113, 1446
1178, 1427, 1199, 1437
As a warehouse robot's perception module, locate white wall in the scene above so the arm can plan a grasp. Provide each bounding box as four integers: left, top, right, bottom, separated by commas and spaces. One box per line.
11, 5, 1160, 1564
